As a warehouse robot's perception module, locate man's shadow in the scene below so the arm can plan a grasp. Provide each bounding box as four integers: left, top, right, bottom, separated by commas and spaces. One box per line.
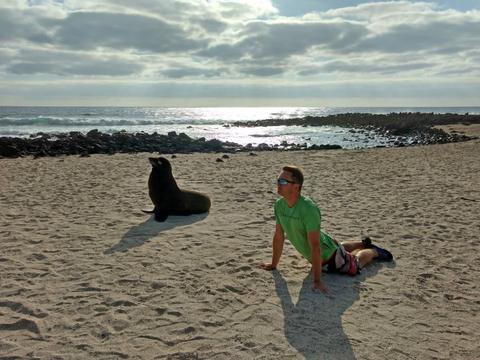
273, 264, 385, 360
104, 213, 208, 254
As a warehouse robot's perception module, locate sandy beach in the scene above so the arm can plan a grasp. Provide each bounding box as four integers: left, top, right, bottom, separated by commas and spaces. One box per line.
1, 140, 479, 359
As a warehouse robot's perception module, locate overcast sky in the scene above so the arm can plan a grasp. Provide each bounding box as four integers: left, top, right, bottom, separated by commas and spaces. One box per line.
1, 0, 479, 106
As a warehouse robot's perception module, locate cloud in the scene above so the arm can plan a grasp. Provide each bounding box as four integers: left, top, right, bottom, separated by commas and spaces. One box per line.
55, 12, 206, 53
352, 19, 480, 54
217, 0, 277, 19
239, 66, 285, 76
298, 59, 433, 76
0, 0, 480, 105
62, 0, 274, 35
0, 7, 55, 43
322, 1, 437, 21
0, 48, 16, 64
0, 3, 210, 53
8, 59, 143, 76
162, 66, 226, 79
6, 49, 144, 76
0, 8, 22, 41
198, 20, 368, 61
193, 18, 228, 33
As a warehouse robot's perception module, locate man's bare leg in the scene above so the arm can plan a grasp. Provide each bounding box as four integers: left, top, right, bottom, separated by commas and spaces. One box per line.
340, 240, 365, 252
340, 238, 393, 268
351, 248, 378, 268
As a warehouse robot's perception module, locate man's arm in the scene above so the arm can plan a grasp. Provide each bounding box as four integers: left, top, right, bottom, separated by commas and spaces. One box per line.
260, 223, 285, 270
308, 230, 328, 292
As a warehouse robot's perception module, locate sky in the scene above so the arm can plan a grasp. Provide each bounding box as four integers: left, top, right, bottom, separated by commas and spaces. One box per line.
0, 0, 479, 107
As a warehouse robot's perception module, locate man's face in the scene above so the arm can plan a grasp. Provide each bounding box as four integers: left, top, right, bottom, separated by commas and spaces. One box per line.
277, 170, 299, 197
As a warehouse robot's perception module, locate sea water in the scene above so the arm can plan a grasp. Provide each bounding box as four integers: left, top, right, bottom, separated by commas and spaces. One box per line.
1, 106, 478, 149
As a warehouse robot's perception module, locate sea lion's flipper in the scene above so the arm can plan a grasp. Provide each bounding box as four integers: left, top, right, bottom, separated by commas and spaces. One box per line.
154, 209, 169, 222
142, 208, 156, 214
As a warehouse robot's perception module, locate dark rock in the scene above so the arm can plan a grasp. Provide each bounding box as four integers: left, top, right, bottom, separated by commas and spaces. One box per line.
86, 129, 101, 137
216, 158, 224, 162
0, 143, 21, 158
30, 132, 51, 140
33, 149, 49, 158
307, 144, 342, 150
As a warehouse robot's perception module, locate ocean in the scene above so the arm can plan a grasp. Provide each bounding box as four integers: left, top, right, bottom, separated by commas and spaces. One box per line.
1, 106, 478, 149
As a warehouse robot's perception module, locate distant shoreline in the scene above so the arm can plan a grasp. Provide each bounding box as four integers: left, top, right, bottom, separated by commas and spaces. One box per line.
232, 111, 480, 129
1, 112, 478, 158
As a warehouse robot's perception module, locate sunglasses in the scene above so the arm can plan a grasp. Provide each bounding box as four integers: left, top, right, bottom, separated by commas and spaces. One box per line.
277, 178, 296, 185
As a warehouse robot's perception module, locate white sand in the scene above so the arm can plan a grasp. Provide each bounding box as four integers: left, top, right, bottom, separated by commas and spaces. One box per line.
1, 140, 479, 359
435, 123, 480, 137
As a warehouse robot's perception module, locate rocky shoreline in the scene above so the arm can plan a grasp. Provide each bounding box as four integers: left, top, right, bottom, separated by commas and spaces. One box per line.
0, 112, 478, 158
233, 112, 480, 131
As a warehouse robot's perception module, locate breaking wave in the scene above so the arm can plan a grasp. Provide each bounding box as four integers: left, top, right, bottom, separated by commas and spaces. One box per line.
0, 117, 227, 127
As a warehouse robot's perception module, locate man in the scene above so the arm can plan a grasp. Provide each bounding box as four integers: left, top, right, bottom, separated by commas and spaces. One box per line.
260, 165, 393, 293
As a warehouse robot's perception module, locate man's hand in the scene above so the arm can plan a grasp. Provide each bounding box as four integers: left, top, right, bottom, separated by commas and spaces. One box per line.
259, 262, 276, 271
311, 281, 329, 293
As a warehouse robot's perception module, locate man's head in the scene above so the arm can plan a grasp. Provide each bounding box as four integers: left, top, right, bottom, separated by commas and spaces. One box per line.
277, 165, 304, 197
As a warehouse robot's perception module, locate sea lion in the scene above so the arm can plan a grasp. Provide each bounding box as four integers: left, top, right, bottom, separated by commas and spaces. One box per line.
142, 157, 211, 222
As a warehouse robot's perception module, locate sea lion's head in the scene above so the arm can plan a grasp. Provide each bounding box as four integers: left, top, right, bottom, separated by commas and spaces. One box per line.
148, 157, 178, 189
149, 157, 173, 174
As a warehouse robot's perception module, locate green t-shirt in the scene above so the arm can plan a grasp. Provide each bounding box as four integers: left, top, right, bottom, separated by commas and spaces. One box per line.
274, 195, 337, 262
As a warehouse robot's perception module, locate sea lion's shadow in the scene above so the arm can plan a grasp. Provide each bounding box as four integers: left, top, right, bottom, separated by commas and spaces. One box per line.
104, 213, 208, 254
274, 263, 387, 359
